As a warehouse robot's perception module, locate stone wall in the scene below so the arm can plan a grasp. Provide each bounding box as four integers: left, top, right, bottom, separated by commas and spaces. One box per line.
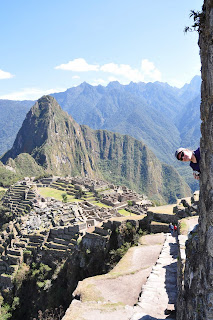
177, 1, 213, 319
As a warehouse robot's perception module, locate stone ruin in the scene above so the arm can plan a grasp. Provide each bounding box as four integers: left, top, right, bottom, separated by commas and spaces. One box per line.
0, 172, 200, 300
0, 176, 149, 290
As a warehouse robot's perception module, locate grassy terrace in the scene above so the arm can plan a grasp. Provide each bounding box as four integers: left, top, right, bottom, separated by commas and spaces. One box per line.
38, 187, 80, 202
148, 204, 177, 215
38, 187, 111, 206
37, 187, 140, 217
118, 209, 138, 217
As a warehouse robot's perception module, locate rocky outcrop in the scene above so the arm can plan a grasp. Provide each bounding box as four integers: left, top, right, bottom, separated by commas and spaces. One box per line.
177, 1, 213, 319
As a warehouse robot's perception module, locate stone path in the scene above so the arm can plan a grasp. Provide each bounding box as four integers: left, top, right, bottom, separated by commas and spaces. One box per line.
62, 233, 179, 320
131, 233, 178, 320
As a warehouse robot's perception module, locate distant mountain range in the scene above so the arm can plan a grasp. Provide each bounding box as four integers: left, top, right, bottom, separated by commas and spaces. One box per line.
0, 95, 191, 204
0, 76, 201, 190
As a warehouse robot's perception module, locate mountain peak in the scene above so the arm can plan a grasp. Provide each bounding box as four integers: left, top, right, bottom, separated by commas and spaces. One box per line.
1, 95, 97, 177
106, 81, 122, 90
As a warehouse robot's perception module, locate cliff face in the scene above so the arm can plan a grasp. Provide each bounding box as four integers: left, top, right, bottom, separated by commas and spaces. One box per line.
178, 1, 213, 319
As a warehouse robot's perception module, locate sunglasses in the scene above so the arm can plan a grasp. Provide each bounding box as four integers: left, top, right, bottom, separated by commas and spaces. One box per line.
179, 151, 184, 161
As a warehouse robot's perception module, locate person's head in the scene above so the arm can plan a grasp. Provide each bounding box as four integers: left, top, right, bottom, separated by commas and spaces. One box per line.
175, 148, 193, 162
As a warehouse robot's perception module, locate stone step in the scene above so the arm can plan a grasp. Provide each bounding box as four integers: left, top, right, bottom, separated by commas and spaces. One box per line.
131, 233, 178, 319
27, 234, 46, 243
26, 245, 38, 251
69, 238, 77, 245
14, 241, 27, 248
7, 254, 22, 265
46, 242, 67, 251
94, 226, 110, 236
27, 242, 40, 248
53, 238, 69, 246
7, 249, 23, 256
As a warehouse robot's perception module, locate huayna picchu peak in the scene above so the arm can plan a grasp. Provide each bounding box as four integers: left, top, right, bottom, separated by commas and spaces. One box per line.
1, 96, 99, 179
1, 95, 190, 204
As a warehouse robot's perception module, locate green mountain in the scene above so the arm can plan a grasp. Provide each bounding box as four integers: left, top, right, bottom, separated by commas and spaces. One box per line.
0, 99, 34, 156
52, 76, 201, 165
0, 77, 201, 191
1, 95, 191, 204
1, 96, 99, 178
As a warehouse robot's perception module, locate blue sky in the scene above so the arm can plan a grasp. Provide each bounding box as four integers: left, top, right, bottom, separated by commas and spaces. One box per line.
0, 0, 203, 100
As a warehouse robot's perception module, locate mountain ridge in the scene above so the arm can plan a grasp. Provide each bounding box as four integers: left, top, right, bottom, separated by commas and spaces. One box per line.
0, 77, 201, 191
1, 95, 191, 204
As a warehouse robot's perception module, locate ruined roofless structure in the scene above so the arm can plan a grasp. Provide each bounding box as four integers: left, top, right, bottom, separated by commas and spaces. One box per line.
177, 1, 213, 319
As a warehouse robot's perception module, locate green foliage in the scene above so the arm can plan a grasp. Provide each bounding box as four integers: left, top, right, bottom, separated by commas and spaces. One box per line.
34, 305, 64, 320
0, 303, 12, 320
11, 153, 45, 177
0, 100, 32, 157
13, 263, 30, 290
0, 206, 13, 230
127, 200, 133, 207
184, 10, 205, 33
0, 162, 20, 187
61, 192, 67, 203
0, 188, 6, 200
11, 297, 19, 311
31, 263, 52, 283
75, 188, 84, 199
109, 242, 131, 264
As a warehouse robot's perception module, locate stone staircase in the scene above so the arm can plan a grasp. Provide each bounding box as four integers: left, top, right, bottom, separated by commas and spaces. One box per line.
2, 182, 37, 215
131, 233, 178, 320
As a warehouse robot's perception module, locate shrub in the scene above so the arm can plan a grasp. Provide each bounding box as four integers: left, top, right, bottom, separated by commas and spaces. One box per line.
33, 305, 64, 320
0, 303, 12, 320
61, 193, 67, 203
109, 242, 131, 264
13, 263, 30, 290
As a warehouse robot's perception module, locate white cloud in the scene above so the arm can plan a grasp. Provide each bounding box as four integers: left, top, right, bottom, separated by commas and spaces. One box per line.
55, 58, 99, 72
101, 63, 144, 82
141, 59, 162, 81
100, 60, 161, 83
0, 87, 66, 101
54, 57, 162, 84
0, 69, 14, 79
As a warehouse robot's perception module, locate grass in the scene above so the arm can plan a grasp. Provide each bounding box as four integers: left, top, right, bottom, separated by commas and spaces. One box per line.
38, 187, 82, 202
151, 221, 168, 225
90, 200, 111, 208
149, 204, 177, 215
118, 209, 138, 217
179, 220, 188, 235
38, 187, 144, 217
